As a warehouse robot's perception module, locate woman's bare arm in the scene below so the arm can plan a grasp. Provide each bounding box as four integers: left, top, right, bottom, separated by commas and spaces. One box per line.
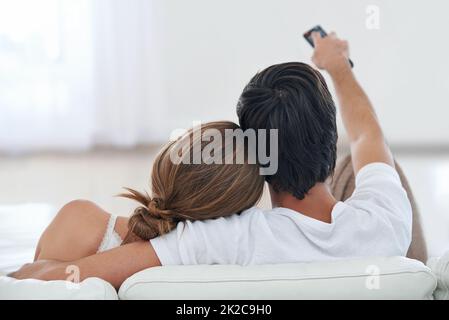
11, 241, 161, 289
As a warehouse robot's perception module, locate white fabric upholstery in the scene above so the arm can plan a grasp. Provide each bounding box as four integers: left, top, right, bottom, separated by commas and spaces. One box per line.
2, 256, 444, 300
0, 276, 118, 300
119, 257, 436, 300
427, 251, 449, 300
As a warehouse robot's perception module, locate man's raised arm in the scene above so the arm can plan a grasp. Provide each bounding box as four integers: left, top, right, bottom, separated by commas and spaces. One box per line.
311, 32, 394, 173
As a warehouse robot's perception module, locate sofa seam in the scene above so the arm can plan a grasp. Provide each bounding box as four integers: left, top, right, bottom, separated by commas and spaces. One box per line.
121, 269, 436, 297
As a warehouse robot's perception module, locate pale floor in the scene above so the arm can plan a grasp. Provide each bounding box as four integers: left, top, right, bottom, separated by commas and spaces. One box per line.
0, 148, 448, 273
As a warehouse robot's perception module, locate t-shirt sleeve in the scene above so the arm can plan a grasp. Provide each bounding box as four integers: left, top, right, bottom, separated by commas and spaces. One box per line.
149, 228, 182, 265
150, 214, 248, 266
344, 162, 413, 252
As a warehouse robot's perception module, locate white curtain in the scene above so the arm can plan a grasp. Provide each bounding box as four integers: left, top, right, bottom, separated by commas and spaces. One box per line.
0, 0, 168, 154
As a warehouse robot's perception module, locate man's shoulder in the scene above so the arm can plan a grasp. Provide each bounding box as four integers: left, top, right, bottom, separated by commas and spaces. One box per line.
209, 206, 268, 225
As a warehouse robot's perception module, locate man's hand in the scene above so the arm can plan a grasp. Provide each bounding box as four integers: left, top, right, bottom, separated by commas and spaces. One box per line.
311, 32, 351, 76
311, 31, 394, 173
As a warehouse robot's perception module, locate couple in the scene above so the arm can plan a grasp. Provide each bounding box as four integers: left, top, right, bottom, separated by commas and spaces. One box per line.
11, 32, 427, 289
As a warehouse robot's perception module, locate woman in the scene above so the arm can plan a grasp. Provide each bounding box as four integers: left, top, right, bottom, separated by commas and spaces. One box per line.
13, 121, 265, 287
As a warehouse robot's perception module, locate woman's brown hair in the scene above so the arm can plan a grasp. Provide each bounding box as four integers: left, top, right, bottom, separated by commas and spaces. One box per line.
120, 121, 265, 244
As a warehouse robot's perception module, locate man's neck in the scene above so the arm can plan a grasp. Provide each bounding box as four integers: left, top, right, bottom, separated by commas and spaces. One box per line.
269, 183, 338, 224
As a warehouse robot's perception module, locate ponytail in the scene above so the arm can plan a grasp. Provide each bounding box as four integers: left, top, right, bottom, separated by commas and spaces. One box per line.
120, 188, 177, 244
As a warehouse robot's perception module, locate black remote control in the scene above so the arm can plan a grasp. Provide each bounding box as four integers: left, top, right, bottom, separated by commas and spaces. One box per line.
303, 25, 354, 68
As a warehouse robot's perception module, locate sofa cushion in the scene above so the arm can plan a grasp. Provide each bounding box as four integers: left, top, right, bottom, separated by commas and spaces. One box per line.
119, 257, 436, 300
0, 276, 118, 300
427, 251, 449, 300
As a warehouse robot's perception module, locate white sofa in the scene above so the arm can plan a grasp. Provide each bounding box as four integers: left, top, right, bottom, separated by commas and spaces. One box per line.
1, 254, 448, 300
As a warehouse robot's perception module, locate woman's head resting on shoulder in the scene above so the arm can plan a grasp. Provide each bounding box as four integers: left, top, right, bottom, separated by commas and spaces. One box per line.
121, 121, 265, 243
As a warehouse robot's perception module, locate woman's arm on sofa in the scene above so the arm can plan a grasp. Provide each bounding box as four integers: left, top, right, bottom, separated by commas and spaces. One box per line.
10, 241, 161, 289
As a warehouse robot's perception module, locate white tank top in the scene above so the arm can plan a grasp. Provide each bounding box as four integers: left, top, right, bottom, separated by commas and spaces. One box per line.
97, 214, 123, 253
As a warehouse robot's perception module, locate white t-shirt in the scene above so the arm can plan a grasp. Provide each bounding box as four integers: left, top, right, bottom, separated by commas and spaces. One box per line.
150, 163, 412, 265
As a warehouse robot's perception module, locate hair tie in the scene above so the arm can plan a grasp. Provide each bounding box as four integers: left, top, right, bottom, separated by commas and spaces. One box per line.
149, 197, 165, 210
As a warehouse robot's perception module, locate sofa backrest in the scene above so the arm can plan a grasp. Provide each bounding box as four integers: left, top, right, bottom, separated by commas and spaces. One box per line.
119, 257, 437, 300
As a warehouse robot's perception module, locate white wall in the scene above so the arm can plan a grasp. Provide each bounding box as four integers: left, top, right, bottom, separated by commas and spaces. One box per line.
149, 0, 449, 146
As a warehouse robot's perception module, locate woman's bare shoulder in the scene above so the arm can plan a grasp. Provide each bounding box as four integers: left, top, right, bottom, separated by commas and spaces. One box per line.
36, 200, 113, 261
56, 199, 110, 227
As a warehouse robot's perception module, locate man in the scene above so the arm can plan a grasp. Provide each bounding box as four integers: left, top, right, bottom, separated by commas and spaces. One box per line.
237, 32, 426, 262
11, 32, 426, 289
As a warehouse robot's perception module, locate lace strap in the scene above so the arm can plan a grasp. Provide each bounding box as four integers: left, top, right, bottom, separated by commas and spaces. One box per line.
97, 214, 119, 253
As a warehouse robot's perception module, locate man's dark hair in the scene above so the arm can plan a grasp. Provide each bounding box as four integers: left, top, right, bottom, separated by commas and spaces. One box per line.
237, 62, 337, 200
